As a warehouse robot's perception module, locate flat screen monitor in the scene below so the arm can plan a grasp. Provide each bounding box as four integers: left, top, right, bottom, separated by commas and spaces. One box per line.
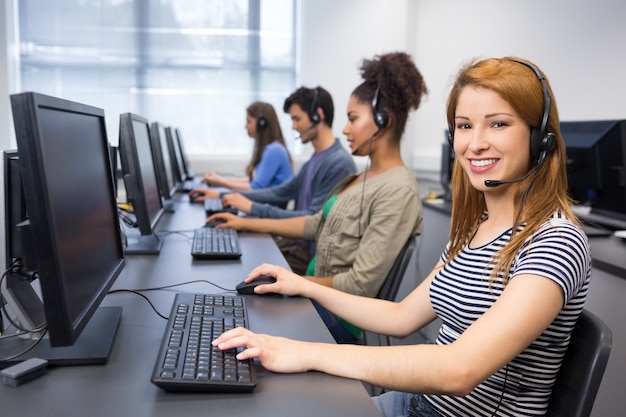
149, 122, 177, 203
165, 125, 188, 185
175, 127, 193, 179
440, 131, 454, 201
2, 150, 45, 334
118, 112, 164, 255
3, 91, 125, 366
109, 143, 120, 197
561, 119, 626, 228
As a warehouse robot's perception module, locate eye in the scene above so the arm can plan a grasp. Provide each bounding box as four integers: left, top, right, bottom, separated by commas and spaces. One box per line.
492, 121, 508, 128
456, 123, 470, 130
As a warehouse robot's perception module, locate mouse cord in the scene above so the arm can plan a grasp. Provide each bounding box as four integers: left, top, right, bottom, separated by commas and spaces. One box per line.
107, 279, 237, 320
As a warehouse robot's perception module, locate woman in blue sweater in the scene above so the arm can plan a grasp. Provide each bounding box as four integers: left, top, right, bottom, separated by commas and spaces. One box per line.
192, 102, 293, 197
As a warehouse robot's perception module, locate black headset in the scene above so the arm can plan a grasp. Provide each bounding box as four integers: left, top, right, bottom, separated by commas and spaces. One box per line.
308, 87, 321, 124
371, 84, 389, 129
257, 112, 267, 131
448, 58, 555, 162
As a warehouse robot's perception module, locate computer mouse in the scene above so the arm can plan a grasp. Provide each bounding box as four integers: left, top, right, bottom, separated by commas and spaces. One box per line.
236, 275, 277, 295
204, 219, 227, 228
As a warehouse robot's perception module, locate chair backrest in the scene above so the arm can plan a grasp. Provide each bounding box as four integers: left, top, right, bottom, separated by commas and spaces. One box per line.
362, 235, 418, 396
376, 235, 417, 301
547, 308, 612, 417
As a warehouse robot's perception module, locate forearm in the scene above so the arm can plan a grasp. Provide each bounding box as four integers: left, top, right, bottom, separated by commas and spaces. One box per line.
240, 216, 306, 239
301, 270, 438, 338
221, 177, 252, 191
307, 342, 469, 396
301, 281, 404, 334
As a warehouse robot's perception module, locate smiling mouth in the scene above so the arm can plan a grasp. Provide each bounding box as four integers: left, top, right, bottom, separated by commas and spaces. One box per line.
471, 158, 498, 167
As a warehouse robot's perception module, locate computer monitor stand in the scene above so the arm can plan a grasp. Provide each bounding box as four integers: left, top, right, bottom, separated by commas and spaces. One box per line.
0, 306, 122, 368
124, 232, 163, 255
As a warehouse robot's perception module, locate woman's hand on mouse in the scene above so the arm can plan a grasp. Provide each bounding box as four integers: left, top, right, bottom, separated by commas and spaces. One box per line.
189, 188, 218, 201
246, 264, 313, 297
205, 212, 245, 229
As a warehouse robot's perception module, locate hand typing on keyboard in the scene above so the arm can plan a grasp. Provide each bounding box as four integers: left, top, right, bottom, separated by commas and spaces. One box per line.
212, 325, 313, 375
221, 193, 253, 214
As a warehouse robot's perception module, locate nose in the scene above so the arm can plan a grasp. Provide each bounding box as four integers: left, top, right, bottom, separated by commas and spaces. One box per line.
467, 130, 489, 154
342, 121, 350, 136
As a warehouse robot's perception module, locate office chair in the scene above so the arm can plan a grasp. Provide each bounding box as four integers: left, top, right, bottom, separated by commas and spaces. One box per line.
362, 235, 417, 348
547, 308, 612, 417
362, 235, 417, 396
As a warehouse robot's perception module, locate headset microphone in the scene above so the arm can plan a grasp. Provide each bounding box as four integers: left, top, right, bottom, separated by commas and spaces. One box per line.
294, 122, 318, 141
351, 128, 381, 156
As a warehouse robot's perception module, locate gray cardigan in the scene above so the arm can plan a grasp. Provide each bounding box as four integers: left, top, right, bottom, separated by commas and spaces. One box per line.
303, 166, 422, 297
236, 139, 357, 219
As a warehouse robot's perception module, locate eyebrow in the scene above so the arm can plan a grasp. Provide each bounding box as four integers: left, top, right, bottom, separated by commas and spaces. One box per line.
454, 112, 514, 121
485, 112, 514, 118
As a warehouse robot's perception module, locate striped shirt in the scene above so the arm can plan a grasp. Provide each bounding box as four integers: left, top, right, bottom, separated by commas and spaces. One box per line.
425, 212, 591, 416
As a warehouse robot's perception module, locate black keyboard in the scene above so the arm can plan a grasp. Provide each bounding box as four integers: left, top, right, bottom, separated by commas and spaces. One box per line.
204, 198, 238, 216
178, 179, 203, 193
151, 292, 256, 392
191, 227, 242, 260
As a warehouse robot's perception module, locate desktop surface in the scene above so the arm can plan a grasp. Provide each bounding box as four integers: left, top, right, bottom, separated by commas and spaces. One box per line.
1, 202, 382, 417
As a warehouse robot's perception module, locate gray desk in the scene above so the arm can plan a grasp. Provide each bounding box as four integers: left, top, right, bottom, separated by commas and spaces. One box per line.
0, 201, 382, 417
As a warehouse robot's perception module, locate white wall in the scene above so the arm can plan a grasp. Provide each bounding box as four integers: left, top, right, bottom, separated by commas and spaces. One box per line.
298, 0, 417, 170
411, 0, 626, 172
298, 0, 626, 174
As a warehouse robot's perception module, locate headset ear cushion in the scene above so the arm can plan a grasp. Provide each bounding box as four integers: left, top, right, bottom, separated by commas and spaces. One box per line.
257, 115, 267, 130
374, 111, 389, 129
530, 128, 541, 158
531, 130, 556, 158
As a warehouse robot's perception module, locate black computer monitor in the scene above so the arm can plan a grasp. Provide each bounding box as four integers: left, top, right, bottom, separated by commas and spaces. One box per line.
174, 127, 193, 180
149, 122, 177, 204
440, 131, 455, 201
2, 150, 44, 334
118, 112, 164, 255
562, 119, 626, 227
165, 126, 188, 185
108, 143, 120, 197
3, 92, 125, 365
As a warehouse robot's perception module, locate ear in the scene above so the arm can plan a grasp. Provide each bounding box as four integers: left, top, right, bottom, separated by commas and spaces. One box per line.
315, 107, 324, 124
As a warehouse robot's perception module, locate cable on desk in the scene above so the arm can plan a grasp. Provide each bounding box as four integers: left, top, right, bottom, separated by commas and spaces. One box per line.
155, 229, 195, 241
107, 279, 237, 320
0, 263, 52, 364
0, 326, 48, 364
106, 289, 169, 319
0, 262, 47, 334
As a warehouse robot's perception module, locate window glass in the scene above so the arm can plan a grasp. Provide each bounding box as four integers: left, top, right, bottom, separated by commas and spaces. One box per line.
18, 0, 297, 156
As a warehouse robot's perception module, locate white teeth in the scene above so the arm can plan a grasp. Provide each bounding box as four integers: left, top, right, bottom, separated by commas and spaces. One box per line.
471, 159, 498, 167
